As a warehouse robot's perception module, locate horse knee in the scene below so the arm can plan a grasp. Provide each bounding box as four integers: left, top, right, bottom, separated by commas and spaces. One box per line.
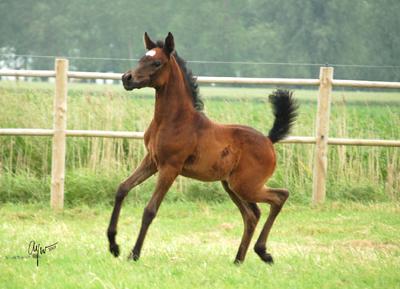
249, 203, 261, 220
278, 189, 289, 203
267, 188, 289, 206
115, 184, 129, 202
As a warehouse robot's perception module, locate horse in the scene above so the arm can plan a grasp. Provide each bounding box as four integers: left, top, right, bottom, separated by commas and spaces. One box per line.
107, 32, 298, 264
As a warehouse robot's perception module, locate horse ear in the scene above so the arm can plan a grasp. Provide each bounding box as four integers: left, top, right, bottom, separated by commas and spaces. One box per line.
164, 32, 175, 55
143, 32, 156, 50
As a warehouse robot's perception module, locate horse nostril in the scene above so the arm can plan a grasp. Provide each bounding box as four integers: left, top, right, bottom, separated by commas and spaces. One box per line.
122, 73, 132, 82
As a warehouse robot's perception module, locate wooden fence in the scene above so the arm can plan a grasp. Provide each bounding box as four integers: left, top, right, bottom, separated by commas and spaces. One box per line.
1, 58, 400, 210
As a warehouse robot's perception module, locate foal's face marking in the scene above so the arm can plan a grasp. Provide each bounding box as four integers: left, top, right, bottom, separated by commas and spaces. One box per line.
146, 50, 156, 57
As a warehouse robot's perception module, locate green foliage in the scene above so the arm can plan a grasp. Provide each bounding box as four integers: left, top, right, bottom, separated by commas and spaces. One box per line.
0, 172, 49, 203
0, 0, 400, 80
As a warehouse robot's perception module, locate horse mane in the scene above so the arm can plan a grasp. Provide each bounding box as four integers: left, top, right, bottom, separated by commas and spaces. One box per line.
155, 41, 204, 111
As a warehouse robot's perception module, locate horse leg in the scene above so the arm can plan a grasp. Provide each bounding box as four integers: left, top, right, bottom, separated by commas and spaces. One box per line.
128, 164, 179, 261
252, 187, 289, 264
221, 181, 260, 264
107, 154, 156, 257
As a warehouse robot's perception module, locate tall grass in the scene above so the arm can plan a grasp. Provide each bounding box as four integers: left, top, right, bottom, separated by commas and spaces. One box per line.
0, 81, 399, 204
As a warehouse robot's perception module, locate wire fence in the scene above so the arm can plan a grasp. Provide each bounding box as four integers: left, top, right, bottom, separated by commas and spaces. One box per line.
1, 53, 400, 81
1, 53, 400, 68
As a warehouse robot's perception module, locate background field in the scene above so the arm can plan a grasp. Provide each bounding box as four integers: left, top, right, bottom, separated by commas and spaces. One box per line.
1, 81, 399, 289
0, 81, 399, 205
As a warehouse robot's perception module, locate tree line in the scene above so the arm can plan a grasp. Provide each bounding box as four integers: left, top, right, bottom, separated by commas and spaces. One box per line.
1, 0, 399, 81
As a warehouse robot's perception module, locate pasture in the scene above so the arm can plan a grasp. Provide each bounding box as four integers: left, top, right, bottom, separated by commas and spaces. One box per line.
1, 202, 399, 289
0, 81, 399, 204
0, 81, 400, 288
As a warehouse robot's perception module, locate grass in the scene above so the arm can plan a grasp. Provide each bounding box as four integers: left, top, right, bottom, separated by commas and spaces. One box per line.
0, 202, 399, 289
0, 81, 400, 204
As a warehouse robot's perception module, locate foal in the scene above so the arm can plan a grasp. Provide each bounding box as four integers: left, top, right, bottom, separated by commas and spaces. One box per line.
107, 32, 298, 264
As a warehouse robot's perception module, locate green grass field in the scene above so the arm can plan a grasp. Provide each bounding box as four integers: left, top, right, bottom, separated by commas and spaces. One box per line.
1, 202, 399, 289
1, 81, 400, 288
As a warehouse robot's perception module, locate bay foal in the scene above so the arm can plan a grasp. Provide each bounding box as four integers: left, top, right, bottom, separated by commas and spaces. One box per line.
107, 32, 298, 264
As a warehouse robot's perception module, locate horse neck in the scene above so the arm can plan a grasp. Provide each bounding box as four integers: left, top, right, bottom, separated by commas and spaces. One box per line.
153, 57, 196, 124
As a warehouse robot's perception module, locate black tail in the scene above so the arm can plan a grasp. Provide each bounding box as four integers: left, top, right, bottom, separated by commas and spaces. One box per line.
268, 89, 299, 143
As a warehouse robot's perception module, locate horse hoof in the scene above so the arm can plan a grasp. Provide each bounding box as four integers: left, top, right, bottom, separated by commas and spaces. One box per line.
257, 251, 274, 264
261, 253, 274, 264
255, 247, 274, 264
234, 259, 243, 265
109, 243, 120, 257
128, 252, 140, 261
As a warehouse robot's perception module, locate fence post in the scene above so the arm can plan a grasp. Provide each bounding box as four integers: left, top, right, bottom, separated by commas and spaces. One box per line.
51, 58, 68, 210
312, 66, 333, 205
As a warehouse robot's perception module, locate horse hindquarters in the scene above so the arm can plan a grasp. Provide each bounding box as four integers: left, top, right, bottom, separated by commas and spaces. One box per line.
225, 136, 289, 263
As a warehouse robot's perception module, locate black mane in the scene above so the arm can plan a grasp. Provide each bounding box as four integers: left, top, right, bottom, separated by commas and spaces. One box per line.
155, 41, 204, 111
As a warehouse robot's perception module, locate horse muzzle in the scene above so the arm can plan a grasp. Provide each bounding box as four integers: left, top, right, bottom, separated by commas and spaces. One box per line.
121, 72, 148, 90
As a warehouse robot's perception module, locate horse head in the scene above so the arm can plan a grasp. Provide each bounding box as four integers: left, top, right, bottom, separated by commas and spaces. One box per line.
122, 32, 175, 90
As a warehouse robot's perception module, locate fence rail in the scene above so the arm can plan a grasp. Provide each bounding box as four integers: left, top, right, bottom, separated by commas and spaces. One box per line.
3, 69, 400, 88
1, 59, 399, 209
1, 129, 399, 146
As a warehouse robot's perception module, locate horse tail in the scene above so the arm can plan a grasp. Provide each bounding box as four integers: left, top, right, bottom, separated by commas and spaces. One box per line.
268, 89, 299, 144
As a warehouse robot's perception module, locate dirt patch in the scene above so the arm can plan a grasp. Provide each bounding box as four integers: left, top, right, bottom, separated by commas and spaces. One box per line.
220, 223, 235, 231
340, 239, 399, 251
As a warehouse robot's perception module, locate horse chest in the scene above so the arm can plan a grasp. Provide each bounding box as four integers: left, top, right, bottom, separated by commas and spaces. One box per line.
145, 126, 195, 167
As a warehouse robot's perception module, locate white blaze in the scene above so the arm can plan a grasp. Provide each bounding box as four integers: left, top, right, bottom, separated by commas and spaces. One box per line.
145, 50, 156, 57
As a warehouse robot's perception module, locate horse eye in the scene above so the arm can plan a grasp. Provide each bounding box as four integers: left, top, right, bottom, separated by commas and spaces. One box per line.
153, 61, 162, 67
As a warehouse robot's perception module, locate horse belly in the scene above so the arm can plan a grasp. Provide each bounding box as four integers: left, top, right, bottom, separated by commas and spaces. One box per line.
181, 146, 238, 182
